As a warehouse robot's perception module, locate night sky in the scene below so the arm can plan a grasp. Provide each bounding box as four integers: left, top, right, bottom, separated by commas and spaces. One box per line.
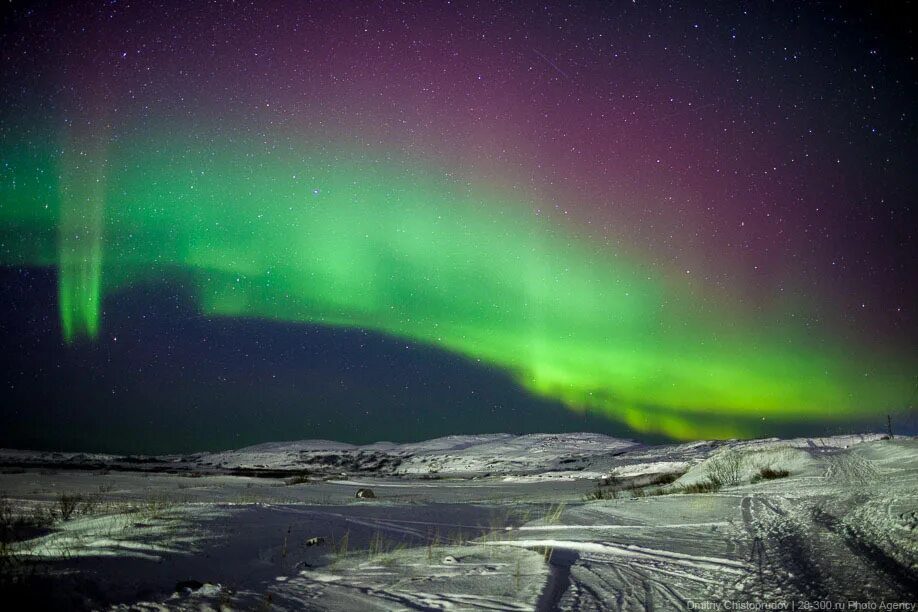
1, 1, 915, 453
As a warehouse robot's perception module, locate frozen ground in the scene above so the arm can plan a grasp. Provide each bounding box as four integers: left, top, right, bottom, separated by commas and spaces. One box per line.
1, 433, 915, 610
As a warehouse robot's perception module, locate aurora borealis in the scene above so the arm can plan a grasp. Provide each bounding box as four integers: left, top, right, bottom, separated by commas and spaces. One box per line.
1, 1, 915, 451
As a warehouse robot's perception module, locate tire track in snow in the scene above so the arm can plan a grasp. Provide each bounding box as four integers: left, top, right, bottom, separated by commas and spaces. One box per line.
812, 506, 918, 596
496, 536, 749, 612
561, 553, 697, 611
486, 539, 747, 573
742, 494, 848, 600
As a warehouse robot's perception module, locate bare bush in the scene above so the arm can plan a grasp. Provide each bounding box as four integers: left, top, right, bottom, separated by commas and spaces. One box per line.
751, 467, 789, 483
57, 494, 82, 521
704, 449, 743, 486
598, 469, 621, 487
649, 471, 684, 486
583, 486, 618, 501
678, 480, 722, 494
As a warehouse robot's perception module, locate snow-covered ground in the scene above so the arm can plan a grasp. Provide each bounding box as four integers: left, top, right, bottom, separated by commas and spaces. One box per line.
1, 433, 915, 610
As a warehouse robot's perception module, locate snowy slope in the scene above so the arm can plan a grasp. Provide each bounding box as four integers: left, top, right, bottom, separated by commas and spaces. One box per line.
194, 432, 641, 475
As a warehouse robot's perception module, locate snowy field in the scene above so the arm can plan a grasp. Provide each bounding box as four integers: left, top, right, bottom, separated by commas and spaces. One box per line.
1, 433, 915, 610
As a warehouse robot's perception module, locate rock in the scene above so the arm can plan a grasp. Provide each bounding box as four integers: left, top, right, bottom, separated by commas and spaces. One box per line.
305, 536, 325, 547
442, 555, 458, 564
355, 487, 376, 499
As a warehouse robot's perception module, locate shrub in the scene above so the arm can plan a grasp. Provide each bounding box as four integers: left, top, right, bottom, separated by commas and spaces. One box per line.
751, 467, 789, 484
649, 472, 683, 486
57, 494, 82, 521
678, 479, 722, 494
704, 450, 743, 486
583, 486, 618, 501
1, 500, 54, 541
599, 469, 621, 487
0, 499, 12, 530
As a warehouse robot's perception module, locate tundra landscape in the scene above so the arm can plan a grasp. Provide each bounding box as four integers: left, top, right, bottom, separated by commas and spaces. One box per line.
2, 433, 916, 610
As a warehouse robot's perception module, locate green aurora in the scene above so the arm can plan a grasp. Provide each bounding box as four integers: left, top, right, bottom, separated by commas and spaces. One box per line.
0, 127, 912, 439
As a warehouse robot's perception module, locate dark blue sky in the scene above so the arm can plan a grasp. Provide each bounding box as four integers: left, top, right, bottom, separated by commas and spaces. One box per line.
2, 268, 911, 453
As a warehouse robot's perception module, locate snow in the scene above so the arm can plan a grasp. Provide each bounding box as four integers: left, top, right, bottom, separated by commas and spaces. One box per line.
676, 444, 818, 486
1, 433, 915, 610
271, 544, 548, 611
191, 432, 641, 475
501, 470, 609, 483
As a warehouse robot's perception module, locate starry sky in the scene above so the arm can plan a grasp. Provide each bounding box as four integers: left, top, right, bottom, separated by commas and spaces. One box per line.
0, 1, 915, 453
